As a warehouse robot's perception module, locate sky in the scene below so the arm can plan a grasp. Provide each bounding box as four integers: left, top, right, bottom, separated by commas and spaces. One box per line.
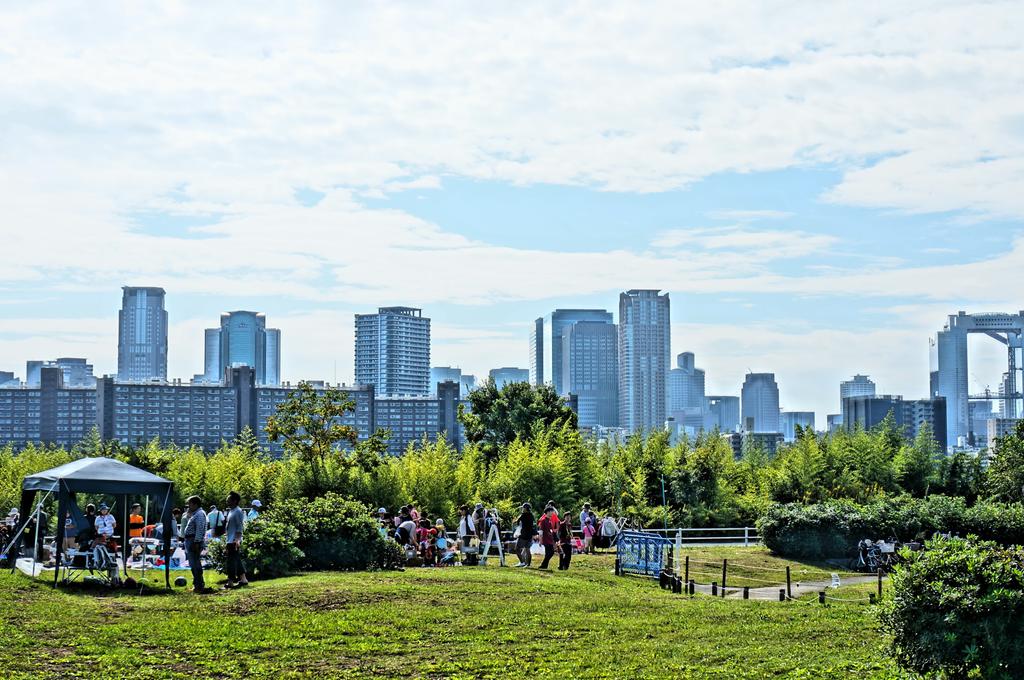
1, 2, 1023, 425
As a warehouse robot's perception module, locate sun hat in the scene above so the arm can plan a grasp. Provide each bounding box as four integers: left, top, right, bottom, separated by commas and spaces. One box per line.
378, 507, 387, 514
98, 503, 109, 511
435, 518, 445, 526
7, 507, 17, 516
250, 500, 262, 508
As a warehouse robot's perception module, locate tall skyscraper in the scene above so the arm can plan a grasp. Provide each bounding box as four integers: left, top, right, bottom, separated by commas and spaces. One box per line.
618, 290, 670, 431
668, 352, 706, 412
741, 373, 780, 433
355, 307, 431, 396
203, 328, 221, 381
563, 320, 619, 428
117, 286, 168, 382
488, 367, 530, 390
430, 367, 462, 394
840, 374, 876, 405
529, 309, 614, 394
203, 311, 281, 386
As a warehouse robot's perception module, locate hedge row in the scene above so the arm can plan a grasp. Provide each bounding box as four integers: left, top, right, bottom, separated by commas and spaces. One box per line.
756, 495, 1024, 558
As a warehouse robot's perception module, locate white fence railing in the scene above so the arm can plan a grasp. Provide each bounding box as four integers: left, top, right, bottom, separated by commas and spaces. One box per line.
637, 527, 759, 547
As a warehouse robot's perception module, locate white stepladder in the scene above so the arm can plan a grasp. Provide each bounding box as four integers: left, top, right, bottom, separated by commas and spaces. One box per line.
477, 523, 505, 567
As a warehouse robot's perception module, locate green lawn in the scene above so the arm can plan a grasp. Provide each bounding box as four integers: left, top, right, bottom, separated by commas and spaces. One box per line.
0, 550, 901, 679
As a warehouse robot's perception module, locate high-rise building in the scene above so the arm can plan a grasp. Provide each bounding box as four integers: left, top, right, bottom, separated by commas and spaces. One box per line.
203, 328, 221, 381
704, 395, 740, 432
618, 290, 670, 431
741, 373, 780, 433
780, 410, 815, 442
827, 413, 844, 433
117, 286, 168, 382
529, 309, 614, 394
488, 367, 530, 390
563, 320, 619, 428
355, 307, 431, 396
204, 311, 281, 386
842, 394, 947, 451
0, 371, 15, 387
460, 374, 477, 396
26, 358, 96, 387
668, 352, 705, 412
430, 367, 462, 395
840, 374, 876, 405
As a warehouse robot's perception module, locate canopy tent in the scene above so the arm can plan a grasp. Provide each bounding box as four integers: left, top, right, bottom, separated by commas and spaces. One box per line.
18, 457, 176, 588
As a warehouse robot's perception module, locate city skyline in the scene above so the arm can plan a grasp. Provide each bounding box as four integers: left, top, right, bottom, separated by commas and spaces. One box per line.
2, 3, 1022, 426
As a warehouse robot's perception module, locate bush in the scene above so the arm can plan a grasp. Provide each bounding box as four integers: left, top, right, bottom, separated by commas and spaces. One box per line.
206, 517, 303, 579
266, 492, 388, 571
757, 496, 1024, 558
880, 537, 1024, 678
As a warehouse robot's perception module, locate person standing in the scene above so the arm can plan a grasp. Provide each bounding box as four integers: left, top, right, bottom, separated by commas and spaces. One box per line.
579, 504, 591, 530
457, 505, 475, 549
557, 516, 573, 571
128, 503, 145, 539
223, 491, 249, 588
514, 502, 535, 568
246, 499, 262, 524
182, 496, 208, 593
538, 505, 557, 570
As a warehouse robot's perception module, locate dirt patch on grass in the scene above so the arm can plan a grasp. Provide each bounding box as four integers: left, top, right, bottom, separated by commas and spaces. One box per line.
227, 588, 392, 616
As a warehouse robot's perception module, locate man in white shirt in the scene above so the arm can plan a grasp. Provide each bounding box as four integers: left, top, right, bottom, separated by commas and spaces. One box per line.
94, 503, 116, 539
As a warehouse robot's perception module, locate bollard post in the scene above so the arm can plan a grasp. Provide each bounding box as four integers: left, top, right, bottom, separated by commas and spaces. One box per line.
615, 553, 621, 576
743, 586, 749, 600
688, 579, 695, 596
744, 526, 749, 547
673, 576, 682, 594
721, 559, 728, 597
778, 588, 785, 602
869, 593, 876, 605
659, 569, 667, 589
818, 591, 826, 604
877, 569, 883, 599
684, 555, 689, 586
711, 581, 717, 597
786, 566, 792, 600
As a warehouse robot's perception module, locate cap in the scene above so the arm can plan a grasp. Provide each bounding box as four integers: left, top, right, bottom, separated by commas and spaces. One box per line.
435, 519, 445, 526
475, 503, 484, 510
7, 507, 17, 515
98, 503, 109, 510
251, 500, 262, 508
378, 507, 387, 514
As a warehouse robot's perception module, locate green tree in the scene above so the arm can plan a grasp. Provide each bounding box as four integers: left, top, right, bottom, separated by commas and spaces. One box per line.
894, 421, 940, 496
987, 419, 1024, 502
265, 382, 360, 498
458, 378, 577, 461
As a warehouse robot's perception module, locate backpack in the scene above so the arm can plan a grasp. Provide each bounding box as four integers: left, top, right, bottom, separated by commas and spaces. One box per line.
211, 511, 226, 538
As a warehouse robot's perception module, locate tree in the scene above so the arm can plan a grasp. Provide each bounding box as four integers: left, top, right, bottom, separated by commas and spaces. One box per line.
265, 382, 360, 498
458, 378, 577, 460
894, 422, 939, 496
986, 419, 1024, 502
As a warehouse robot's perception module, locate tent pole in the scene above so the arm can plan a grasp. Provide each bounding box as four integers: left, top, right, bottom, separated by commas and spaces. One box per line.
121, 494, 129, 578
162, 486, 172, 589
141, 496, 149, 581
53, 483, 67, 588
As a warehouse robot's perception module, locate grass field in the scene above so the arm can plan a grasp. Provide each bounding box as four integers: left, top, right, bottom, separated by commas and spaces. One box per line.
0, 548, 901, 679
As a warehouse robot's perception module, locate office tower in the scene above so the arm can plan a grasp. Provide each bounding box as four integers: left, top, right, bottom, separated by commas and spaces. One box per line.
618, 290, 670, 431
780, 410, 815, 442
355, 307, 431, 396
26, 358, 96, 388
741, 373, 780, 433
460, 374, 477, 396
529, 309, 614, 393
827, 414, 844, 433
668, 352, 706, 412
704, 395, 740, 432
968, 401, 996, 446
203, 329, 221, 381
563, 320, 619, 428
840, 375, 876, 405
117, 286, 168, 381
265, 328, 281, 386
206, 311, 282, 386
430, 367, 462, 395
489, 367, 530, 390
0, 371, 15, 387
842, 394, 947, 451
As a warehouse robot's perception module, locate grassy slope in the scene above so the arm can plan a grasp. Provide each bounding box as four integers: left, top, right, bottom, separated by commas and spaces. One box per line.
0, 549, 900, 679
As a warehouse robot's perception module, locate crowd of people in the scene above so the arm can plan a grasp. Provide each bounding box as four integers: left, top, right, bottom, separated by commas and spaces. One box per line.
380, 500, 620, 572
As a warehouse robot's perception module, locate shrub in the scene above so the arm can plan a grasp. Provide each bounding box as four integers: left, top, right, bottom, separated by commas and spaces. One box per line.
266, 492, 386, 570
880, 537, 1024, 678
758, 496, 1024, 558
206, 517, 303, 580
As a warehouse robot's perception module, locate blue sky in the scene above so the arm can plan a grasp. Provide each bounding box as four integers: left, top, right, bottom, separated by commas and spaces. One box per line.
1, 2, 1022, 424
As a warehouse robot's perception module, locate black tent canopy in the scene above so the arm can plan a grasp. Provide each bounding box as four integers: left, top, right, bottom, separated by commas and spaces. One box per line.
19, 457, 176, 587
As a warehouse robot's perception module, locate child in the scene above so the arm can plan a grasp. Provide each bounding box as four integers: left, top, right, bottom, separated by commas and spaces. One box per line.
434, 519, 448, 566
583, 518, 595, 554
416, 519, 434, 563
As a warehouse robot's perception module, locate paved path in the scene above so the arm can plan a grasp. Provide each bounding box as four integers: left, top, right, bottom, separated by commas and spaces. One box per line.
686, 574, 881, 600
